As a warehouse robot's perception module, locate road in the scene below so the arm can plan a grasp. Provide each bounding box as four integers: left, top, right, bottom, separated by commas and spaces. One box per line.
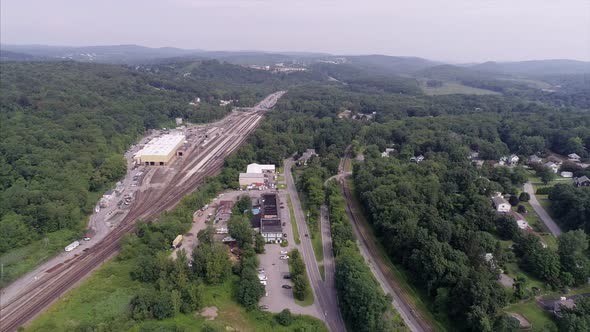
337, 150, 433, 332
284, 158, 346, 332
523, 182, 562, 236
0, 91, 285, 332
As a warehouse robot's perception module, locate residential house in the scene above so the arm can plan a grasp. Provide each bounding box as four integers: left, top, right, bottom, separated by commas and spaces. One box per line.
410, 155, 425, 163
560, 171, 573, 178
492, 195, 511, 213
508, 154, 519, 166
553, 297, 576, 317
528, 155, 542, 164
568, 153, 581, 162
517, 220, 531, 230
297, 149, 317, 165
544, 162, 559, 173
574, 176, 590, 187
381, 148, 395, 158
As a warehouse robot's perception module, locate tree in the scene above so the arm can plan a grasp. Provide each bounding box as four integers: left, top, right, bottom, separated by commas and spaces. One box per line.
518, 192, 530, 202
517, 205, 527, 214
228, 216, 254, 248
539, 168, 556, 184
276, 309, 293, 326
237, 268, 265, 309
513, 276, 528, 299
192, 241, 231, 284
508, 195, 519, 206
558, 230, 590, 286
254, 233, 265, 254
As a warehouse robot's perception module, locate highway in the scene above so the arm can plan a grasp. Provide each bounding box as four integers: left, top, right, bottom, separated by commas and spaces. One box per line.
283, 158, 346, 332
0, 91, 285, 332
337, 149, 434, 332
523, 182, 562, 236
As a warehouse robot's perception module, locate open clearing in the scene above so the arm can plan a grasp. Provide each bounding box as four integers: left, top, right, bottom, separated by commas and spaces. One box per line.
421, 81, 500, 95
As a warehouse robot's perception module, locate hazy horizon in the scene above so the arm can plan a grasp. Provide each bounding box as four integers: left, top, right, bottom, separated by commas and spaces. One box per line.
2, 0, 589, 63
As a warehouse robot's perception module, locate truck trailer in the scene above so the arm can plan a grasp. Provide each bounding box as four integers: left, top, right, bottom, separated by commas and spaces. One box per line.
172, 235, 183, 248
65, 241, 80, 252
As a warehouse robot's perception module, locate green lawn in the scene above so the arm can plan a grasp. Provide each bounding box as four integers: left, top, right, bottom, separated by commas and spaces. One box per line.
27, 256, 326, 332
346, 179, 448, 331
0, 229, 80, 288
420, 81, 500, 96
311, 227, 324, 264
505, 300, 557, 332
287, 195, 301, 245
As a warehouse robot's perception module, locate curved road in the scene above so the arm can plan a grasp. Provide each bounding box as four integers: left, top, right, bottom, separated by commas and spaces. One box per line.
523, 182, 562, 236
284, 158, 346, 332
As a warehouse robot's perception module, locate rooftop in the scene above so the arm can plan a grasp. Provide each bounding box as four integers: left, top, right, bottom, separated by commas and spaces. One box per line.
261, 218, 282, 233
246, 163, 275, 173
135, 133, 185, 157
239, 173, 265, 179
261, 193, 278, 217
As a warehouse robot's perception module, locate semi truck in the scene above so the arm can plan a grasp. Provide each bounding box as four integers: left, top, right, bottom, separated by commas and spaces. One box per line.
172, 235, 183, 248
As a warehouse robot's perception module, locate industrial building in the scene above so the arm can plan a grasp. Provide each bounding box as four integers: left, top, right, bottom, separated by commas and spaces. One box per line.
134, 133, 186, 166
246, 163, 275, 174
239, 173, 265, 187
259, 193, 283, 242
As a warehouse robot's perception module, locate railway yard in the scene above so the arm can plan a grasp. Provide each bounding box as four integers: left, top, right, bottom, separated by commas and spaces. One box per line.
0, 91, 285, 332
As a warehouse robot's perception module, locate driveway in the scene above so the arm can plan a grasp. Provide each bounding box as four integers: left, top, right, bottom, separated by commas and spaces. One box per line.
284, 158, 346, 332
523, 182, 562, 236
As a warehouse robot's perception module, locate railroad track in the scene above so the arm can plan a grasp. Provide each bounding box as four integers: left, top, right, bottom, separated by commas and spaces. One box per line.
0, 93, 282, 332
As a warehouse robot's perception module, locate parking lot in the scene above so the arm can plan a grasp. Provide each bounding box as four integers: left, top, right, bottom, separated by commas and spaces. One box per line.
257, 190, 320, 318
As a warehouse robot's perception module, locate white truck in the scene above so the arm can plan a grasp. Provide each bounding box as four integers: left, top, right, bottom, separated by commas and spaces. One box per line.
65, 241, 80, 252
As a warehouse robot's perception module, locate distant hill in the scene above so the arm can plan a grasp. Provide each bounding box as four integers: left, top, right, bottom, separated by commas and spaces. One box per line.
346, 54, 441, 74
0, 44, 202, 64
470, 59, 590, 75
0, 49, 41, 61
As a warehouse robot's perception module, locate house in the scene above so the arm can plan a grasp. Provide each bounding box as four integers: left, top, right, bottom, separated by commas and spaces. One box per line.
544, 162, 559, 173
553, 297, 576, 317
381, 148, 395, 158
469, 151, 480, 160
528, 155, 542, 164
574, 176, 590, 187
568, 153, 581, 162
508, 154, 519, 166
410, 155, 425, 163
560, 171, 573, 178
297, 149, 317, 165
517, 220, 531, 230
492, 195, 511, 212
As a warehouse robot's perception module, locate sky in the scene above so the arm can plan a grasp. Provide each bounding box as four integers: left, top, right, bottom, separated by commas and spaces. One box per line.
1, 0, 589, 62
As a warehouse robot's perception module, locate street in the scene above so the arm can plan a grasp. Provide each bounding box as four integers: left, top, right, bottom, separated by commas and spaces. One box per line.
284, 158, 346, 332
524, 182, 562, 236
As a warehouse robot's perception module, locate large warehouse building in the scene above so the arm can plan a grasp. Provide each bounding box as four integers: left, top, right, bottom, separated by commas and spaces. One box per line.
134, 133, 186, 166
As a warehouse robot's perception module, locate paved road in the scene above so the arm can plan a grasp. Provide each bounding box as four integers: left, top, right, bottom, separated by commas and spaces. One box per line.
524, 182, 562, 236
284, 158, 346, 332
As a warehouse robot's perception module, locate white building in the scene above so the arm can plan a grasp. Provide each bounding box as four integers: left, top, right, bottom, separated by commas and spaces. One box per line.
517, 220, 530, 230
544, 162, 559, 173
246, 163, 276, 174
568, 153, 581, 162
134, 133, 186, 166
508, 154, 519, 166
560, 171, 573, 178
492, 195, 511, 212
381, 148, 395, 158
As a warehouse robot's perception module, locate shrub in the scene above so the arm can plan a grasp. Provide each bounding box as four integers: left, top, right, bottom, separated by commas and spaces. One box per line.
276, 309, 293, 326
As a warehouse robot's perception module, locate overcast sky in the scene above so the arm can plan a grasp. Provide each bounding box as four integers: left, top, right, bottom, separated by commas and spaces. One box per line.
2, 0, 589, 62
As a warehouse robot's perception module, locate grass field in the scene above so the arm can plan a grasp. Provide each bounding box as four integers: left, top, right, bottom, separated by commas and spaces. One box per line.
0, 229, 79, 288
346, 179, 448, 331
505, 300, 556, 331
26, 255, 326, 332
420, 81, 500, 96
287, 195, 301, 245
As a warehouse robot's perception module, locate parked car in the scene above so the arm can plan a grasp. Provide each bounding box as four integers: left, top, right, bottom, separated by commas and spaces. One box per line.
260, 280, 267, 286
83, 237, 91, 241
259, 305, 269, 310
282, 285, 292, 289
279, 255, 289, 260
280, 250, 288, 255
304, 233, 309, 237
283, 274, 291, 279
